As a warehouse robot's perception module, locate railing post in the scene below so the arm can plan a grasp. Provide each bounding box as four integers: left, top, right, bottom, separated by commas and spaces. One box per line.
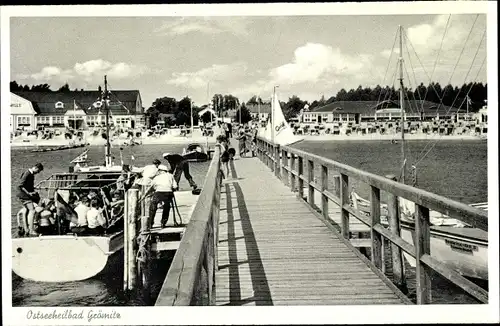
275, 144, 280, 179
334, 175, 340, 197
123, 190, 129, 291
321, 164, 328, 220
307, 159, 314, 207
370, 186, 382, 270
289, 153, 296, 192
340, 174, 350, 239
386, 174, 407, 293
282, 149, 289, 187
298, 156, 304, 199
415, 203, 432, 304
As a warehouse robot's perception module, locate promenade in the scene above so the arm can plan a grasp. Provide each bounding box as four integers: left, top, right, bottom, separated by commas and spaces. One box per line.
214, 149, 410, 305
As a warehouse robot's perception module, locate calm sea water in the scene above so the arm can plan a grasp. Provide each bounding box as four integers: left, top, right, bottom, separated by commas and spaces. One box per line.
10, 140, 487, 306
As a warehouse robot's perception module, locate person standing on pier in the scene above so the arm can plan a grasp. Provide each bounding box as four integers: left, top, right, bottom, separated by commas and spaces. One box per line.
17, 162, 44, 236
227, 122, 233, 139
146, 165, 178, 228
162, 152, 198, 191
133, 159, 161, 188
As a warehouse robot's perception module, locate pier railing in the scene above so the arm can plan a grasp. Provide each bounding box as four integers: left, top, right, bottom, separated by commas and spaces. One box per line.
249, 135, 488, 304
155, 145, 222, 306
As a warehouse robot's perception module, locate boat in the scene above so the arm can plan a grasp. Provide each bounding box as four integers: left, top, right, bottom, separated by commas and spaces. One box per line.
12, 76, 131, 283
182, 143, 210, 162
259, 86, 304, 146
31, 143, 86, 153
350, 24, 488, 280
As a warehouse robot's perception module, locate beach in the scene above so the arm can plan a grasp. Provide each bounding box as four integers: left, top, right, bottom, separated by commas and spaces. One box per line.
301, 133, 486, 142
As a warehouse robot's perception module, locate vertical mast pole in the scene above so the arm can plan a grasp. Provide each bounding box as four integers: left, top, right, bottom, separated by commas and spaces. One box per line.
190, 97, 194, 136
399, 25, 406, 184
104, 75, 111, 167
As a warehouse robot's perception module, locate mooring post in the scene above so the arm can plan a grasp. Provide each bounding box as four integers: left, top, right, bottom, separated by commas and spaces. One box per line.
386, 174, 407, 293
282, 149, 289, 187
139, 185, 152, 293
127, 188, 139, 290
123, 190, 129, 291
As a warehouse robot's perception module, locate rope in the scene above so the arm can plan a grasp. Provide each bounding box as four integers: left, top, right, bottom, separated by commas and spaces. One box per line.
136, 233, 151, 263
171, 193, 183, 227
409, 15, 482, 164
413, 54, 486, 166
418, 14, 451, 109
376, 28, 400, 106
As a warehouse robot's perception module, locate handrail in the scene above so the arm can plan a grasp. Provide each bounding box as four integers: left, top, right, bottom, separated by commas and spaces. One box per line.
251, 134, 488, 304
155, 145, 222, 306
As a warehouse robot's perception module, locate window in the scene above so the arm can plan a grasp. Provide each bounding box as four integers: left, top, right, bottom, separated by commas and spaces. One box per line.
55, 101, 64, 109
17, 116, 31, 125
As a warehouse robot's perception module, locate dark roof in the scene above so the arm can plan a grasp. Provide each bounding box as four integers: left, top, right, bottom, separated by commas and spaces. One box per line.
246, 103, 271, 114
13, 90, 141, 116
313, 100, 460, 116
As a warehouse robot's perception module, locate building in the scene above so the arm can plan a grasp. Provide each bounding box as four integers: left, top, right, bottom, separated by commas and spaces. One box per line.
10, 90, 145, 132
246, 103, 271, 122
298, 100, 460, 125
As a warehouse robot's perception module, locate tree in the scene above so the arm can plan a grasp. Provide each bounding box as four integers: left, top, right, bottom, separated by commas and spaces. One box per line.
201, 111, 213, 124
30, 84, 52, 92
284, 95, 307, 120
58, 83, 71, 92
235, 104, 252, 124
150, 96, 177, 114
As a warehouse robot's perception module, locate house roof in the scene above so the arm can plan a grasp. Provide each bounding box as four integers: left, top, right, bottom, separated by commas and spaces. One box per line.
13, 90, 141, 116
312, 100, 460, 116
246, 103, 271, 114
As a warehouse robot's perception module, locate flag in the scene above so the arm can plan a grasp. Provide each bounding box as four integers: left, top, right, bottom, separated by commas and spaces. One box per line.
131, 155, 135, 160
74, 100, 79, 110
466, 95, 472, 105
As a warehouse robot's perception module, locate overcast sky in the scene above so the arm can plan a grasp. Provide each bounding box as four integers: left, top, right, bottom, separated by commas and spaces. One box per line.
9, 9, 487, 108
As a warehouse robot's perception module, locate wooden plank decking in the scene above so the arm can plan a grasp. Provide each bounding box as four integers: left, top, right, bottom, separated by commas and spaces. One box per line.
216, 155, 408, 305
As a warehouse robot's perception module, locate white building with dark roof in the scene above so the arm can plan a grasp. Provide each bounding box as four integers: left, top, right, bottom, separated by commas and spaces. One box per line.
10, 90, 145, 132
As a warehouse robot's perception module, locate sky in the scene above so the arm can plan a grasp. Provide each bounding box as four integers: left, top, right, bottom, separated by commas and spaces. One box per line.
9, 10, 487, 108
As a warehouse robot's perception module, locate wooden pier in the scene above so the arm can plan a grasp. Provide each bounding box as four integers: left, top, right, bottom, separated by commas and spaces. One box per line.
150, 136, 488, 306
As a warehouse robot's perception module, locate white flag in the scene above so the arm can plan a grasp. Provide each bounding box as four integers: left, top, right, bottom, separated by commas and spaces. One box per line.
466, 95, 472, 105
131, 155, 135, 160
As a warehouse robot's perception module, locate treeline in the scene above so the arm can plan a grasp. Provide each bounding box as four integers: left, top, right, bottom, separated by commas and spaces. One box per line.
310, 82, 488, 112
10, 81, 82, 92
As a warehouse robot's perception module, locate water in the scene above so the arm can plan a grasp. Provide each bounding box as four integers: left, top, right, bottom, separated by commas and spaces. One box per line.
11, 140, 488, 305
292, 139, 488, 304
11, 144, 212, 306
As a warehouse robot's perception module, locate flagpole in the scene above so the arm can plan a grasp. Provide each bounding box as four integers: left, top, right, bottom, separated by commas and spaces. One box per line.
73, 99, 76, 130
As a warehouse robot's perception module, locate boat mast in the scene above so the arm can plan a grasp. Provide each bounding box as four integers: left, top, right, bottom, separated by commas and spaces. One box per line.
398, 25, 406, 184
272, 85, 278, 143
104, 75, 111, 167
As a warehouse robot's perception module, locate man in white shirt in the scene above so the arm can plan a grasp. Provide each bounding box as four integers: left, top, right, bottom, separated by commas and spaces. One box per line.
146, 165, 178, 228
70, 197, 90, 234
86, 199, 107, 235
134, 159, 161, 187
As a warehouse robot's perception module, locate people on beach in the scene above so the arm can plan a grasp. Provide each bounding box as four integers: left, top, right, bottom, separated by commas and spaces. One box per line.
146, 165, 178, 228
17, 162, 44, 236
162, 152, 198, 191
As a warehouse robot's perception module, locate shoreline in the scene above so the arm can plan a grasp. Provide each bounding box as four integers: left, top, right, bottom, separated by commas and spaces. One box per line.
10, 135, 217, 148
300, 134, 486, 142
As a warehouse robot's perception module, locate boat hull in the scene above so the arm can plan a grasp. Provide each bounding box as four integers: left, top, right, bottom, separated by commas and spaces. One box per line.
12, 232, 123, 282
400, 226, 488, 280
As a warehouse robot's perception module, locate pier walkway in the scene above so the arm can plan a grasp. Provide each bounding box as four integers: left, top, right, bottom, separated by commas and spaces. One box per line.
215, 155, 409, 305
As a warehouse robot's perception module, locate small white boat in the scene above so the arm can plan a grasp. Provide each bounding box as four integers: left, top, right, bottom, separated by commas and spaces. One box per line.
351, 192, 488, 280
12, 231, 123, 282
